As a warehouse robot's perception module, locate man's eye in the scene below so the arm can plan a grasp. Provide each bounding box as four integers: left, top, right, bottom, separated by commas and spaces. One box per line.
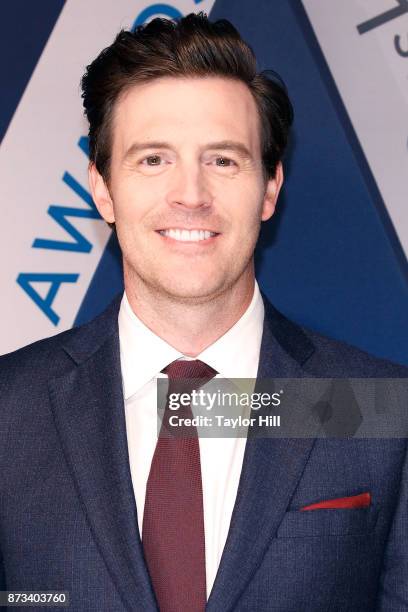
143, 155, 162, 166
215, 157, 235, 167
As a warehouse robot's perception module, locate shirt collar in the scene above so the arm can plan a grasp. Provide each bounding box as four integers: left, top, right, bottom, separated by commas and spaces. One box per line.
118, 282, 264, 400
197, 282, 264, 380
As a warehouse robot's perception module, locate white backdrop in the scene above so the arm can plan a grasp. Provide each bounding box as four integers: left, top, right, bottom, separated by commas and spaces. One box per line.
303, 0, 408, 257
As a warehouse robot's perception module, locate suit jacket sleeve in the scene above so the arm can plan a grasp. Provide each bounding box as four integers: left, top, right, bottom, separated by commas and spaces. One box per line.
376, 441, 408, 609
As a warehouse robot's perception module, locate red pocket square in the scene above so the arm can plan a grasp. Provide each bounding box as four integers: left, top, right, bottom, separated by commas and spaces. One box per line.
300, 492, 371, 511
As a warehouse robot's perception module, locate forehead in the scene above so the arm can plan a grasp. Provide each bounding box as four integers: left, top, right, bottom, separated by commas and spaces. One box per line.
111, 76, 261, 155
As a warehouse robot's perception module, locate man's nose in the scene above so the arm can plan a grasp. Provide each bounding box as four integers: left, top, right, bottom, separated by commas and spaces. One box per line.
166, 162, 212, 209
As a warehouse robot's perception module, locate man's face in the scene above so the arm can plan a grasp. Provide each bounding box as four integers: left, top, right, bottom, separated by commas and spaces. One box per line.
90, 76, 282, 303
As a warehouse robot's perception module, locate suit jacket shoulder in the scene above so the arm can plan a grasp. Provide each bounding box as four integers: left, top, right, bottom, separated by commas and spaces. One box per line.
0, 295, 122, 383
261, 296, 408, 378
302, 325, 407, 377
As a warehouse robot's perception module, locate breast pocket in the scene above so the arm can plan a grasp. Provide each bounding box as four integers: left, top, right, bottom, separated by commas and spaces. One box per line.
276, 505, 379, 538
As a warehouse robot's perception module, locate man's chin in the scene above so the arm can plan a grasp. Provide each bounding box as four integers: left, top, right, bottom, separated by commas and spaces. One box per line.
154, 279, 228, 304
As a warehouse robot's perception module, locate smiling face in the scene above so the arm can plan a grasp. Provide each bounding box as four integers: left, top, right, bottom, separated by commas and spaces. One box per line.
90, 76, 283, 304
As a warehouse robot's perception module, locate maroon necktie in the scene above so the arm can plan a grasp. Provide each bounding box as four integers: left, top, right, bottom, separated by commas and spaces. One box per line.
142, 359, 217, 612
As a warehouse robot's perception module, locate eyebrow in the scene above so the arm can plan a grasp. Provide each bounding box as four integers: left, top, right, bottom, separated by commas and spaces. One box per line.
205, 140, 253, 160
123, 140, 254, 161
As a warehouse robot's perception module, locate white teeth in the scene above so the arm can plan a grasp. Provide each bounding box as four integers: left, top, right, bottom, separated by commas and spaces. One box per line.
160, 229, 216, 242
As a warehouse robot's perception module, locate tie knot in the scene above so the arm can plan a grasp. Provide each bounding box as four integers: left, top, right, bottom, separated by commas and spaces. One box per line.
160, 360, 217, 433
162, 359, 217, 382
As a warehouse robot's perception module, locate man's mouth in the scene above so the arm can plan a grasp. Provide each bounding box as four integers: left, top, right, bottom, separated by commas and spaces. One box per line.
157, 229, 219, 242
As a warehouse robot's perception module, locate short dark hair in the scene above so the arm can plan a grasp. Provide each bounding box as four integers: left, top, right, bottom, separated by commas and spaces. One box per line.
81, 12, 293, 182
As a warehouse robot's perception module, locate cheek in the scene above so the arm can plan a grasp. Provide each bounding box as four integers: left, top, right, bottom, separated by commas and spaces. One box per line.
113, 183, 151, 224
227, 186, 265, 230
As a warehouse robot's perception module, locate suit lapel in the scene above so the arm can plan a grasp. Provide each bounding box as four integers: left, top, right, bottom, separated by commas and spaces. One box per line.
206, 296, 318, 612
49, 299, 157, 612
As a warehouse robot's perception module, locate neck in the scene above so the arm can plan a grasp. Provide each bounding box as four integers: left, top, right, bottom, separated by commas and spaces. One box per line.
124, 269, 255, 357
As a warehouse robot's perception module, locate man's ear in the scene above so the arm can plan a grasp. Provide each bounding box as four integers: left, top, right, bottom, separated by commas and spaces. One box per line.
88, 162, 115, 224
261, 162, 284, 222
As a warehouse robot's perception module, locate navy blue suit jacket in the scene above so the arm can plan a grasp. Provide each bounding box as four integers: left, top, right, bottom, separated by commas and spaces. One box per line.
1, 294, 407, 611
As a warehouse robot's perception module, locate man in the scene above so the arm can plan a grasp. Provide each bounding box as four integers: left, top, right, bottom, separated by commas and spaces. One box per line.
0, 13, 407, 612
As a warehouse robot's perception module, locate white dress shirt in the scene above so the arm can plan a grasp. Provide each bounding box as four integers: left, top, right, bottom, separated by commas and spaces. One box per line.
118, 282, 264, 598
